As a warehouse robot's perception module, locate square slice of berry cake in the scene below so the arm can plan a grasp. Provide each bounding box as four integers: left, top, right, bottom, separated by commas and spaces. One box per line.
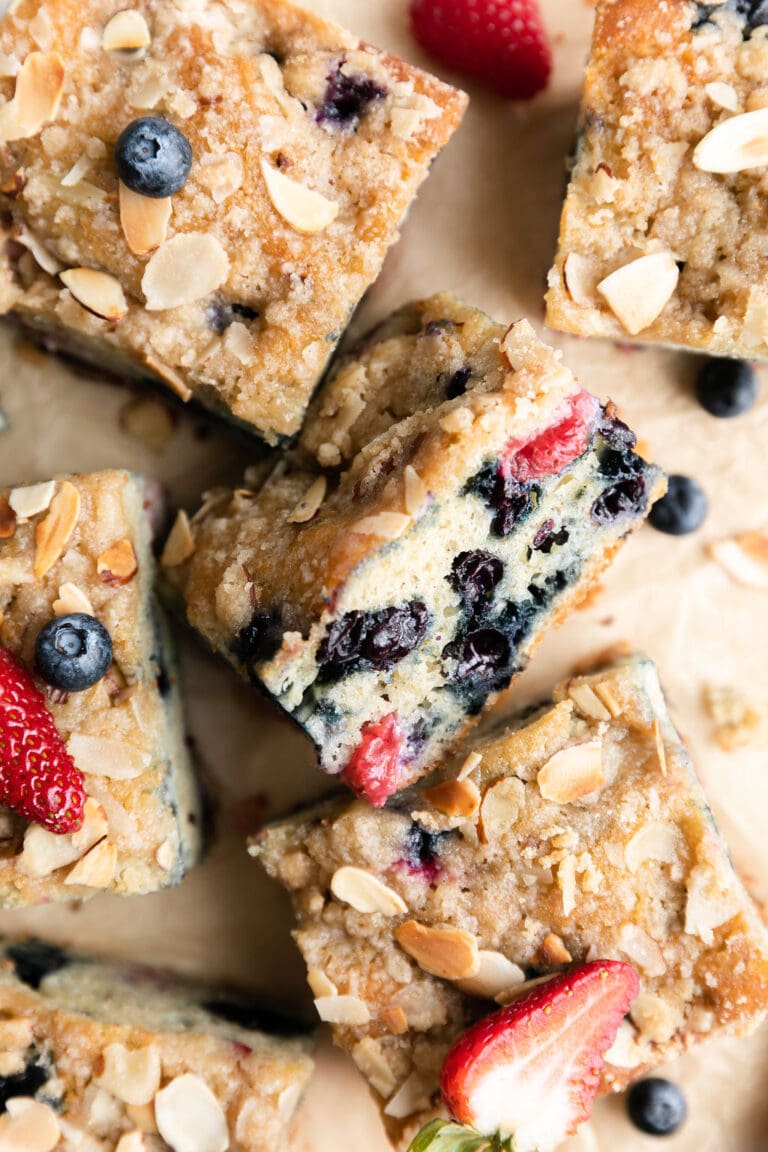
255, 654, 768, 1146
0, 936, 314, 1151
547, 0, 768, 356
164, 294, 665, 806
0, 0, 466, 444
0, 469, 201, 905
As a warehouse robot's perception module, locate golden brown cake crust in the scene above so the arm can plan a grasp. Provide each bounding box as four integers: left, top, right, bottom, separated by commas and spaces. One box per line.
0, 0, 467, 441
546, 0, 768, 357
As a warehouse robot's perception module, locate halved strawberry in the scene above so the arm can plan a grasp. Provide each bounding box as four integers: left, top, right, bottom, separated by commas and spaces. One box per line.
341, 712, 404, 807
502, 390, 600, 484
439, 961, 639, 1152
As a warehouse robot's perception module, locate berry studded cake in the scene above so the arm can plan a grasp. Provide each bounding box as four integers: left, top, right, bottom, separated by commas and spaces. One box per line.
0, 0, 466, 444
0, 936, 314, 1151
0, 469, 201, 905
546, 0, 768, 357
255, 654, 768, 1145
163, 294, 665, 806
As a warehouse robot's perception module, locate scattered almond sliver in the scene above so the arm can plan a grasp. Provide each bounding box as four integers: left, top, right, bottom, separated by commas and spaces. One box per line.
709, 529, 768, 589
60, 267, 128, 321
102, 10, 151, 52
0, 497, 15, 539
260, 158, 339, 234
9, 479, 56, 520
64, 839, 117, 887
537, 741, 604, 804
52, 581, 94, 616
161, 511, 195, 567
119, 182, 171, 256
288, 476, 327, 524
694, 107, 768, 173
142, 232, 230, 310
421, 777, 480, 818
97, 538, 138, 585
34, 480, 80, 579
394, 920, 480, 980
330, 866, 407, 916
597, 252, 679, 335
0, 51, 65, 145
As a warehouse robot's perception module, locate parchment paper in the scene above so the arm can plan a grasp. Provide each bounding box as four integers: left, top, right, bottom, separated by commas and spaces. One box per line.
2, 1, 768, 1148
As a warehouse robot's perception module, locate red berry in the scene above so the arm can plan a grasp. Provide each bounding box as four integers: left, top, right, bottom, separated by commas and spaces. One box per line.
410, 0, 552, 101
0, 647, 86, 834
342, 712, 404, 807
503, 390, 599, 483
440, 960, 639, 1150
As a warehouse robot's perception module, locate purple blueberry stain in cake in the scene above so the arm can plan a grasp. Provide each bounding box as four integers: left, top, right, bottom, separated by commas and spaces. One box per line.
397, 821, 449, 882
233, 611, 284, 670
316, 62, 388, 133
318, 603, 430, 681
449, 551, 504, 615
532, 520, 569, 553
466, 462, 539, 538
206, 300, 259, 334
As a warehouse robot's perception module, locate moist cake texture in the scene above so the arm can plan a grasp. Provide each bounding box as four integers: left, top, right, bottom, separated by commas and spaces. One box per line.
255, 655, 768, 1145
164, 294, 664, 807
0, 936, 314, 1151
0, 0, 466, 443
546, 0, 768, 356
0, 469, 201, 905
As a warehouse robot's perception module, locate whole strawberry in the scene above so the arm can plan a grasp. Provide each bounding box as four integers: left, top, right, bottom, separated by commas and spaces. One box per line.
0, 647, 86, 834
410, 0, 552, 101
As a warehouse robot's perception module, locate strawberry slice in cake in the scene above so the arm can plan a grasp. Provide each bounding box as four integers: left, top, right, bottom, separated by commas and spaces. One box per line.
165, 294, 664, 804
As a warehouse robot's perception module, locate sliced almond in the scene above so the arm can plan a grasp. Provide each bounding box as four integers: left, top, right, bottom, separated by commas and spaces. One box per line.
161, 511, 195, 568
404, 465, 428, 517
421, 778, 480, 819
0, 1100, 60, 1152
394, 921, 480, 980
352, 512, 411, 539
705, 81, 739, 112
352, 1037, 397, 1098
630, 992, 682, 1045
9, 480, 56, 520
60, 268, 128, 321
102, 10, 151, 52
314, 995, 370, 1026
653, 717, 668, 777
685, 863, 741, 945
495, 973, 559, 1007
557, 854, 578, 917
125, 1103, 158, 1134
155, 840, 175, 871
68, 734, 151, 779
537, 741, 604, 804
34, 480, 80, 579
0, 497, 15, 540
115, 1134, 147, 1152
381, 1006, 408, 1035
563, 252, 596, 306
709, 529, 768, 589
65, 839, 116, 887
618, 923, 666, 976
198, 152, 244, 204
306, 969, 337, 998
537, 931, 573, 965
120, 395, 176, 451
384, 1072, 436, 1120
625, 822, 680, 873
260, 158, 339, 235
454, 950, 525, 1000
604, 1020, 643, 1069
155, 1075, 228, 1152
0, 51, 65, 145
119, 183, 171, 256
53, 582, 94, 616
95, 1044, 160, 1107
96, 538, 138, 585
19, 798, 107, 877
478, 777, 525, 842
142, 233, 230, 311
694, 107, 768, 172
457, 751, 482, 781
330, 866, 407, 916
288, 477, 327, 524
143, 355, 193, 402
567, 681, 611, 722
597, 253, 679, 335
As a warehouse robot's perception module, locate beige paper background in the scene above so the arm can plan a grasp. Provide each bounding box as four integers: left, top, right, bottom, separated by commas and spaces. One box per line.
2, 0, 768, 1147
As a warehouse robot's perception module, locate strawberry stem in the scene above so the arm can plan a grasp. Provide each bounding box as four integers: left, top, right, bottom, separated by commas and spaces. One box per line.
405, 1119, 515, 1152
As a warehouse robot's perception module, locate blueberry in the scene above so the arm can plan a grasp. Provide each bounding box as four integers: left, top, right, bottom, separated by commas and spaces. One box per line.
599, 412, 638, 453
449, 551, 504, 613
0, 1056, 50, 1110
319, 603, 429, 681
648, 475, 708, 536
202, 998, 307, 1038
317, 65, 387, 133
7, 940, 69, 989
693, 0, 768, 32
591, 476, 648, 525
532, 520, 569, 553
403, 822, 447, 871
445, 366, 472, 399
115, 117, 193, 198
466, 463, 537, 538
443, 628, 511, 687
35, 614, 112, 692
233, 612, 283, 669
695, 358, 758, 418
206, 300, 259, 334
627, 1078, 687, 1137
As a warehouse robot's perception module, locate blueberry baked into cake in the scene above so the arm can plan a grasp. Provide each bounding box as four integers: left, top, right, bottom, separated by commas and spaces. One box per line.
0, 0, 467, 443
0, 470, 201, 905
164, 294, 665, 806
0, 936, 314, 1151
547, 0, 768, 357
255, 654, 768, 1144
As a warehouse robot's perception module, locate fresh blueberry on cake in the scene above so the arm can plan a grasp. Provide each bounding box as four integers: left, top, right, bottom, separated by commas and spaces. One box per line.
164, 294, 664, 806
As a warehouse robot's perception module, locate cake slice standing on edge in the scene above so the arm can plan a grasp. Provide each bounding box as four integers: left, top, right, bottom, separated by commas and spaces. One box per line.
254, 654, 768, 1146
163, 294, 665, 806
0, 0, 466, 444
546, 0, 768, 356
0, 936, 314, 1152
0, 469, 202, 905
